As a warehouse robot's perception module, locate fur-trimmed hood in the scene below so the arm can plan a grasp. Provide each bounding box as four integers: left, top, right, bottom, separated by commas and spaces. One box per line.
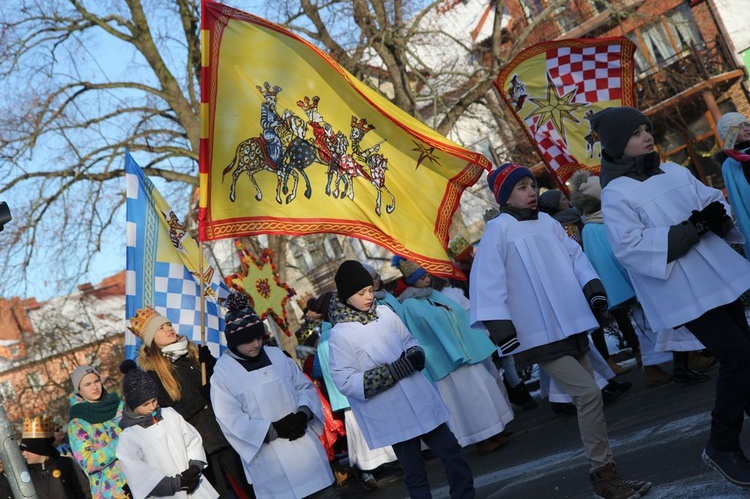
570, 191, 601, 217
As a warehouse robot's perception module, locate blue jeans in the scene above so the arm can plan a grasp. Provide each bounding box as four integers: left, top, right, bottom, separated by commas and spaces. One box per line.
391, 423, 474, 499
684, 299, 750, 452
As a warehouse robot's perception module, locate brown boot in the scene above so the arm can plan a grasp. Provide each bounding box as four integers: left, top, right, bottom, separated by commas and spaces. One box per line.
608, 357, 631, 375
689, 351, 718, 372
643, 365, 672, 386
590, 463, 645, 499
476, 435, 507, 455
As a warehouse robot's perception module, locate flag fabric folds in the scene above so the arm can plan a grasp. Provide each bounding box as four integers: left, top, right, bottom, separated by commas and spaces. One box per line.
125, 152, 227, 359
199, 0, 491, 279
495, 37, 637, 185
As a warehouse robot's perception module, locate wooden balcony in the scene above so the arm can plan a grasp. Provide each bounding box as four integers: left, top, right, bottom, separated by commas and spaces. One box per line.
635, 37, 745, 113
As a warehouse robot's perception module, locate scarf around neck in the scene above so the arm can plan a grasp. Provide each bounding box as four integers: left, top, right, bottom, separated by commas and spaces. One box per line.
599, 151, 661, 187
328, 292, 378, 326
582, 210, 604, 224
161, 336, 189, 362
498, 205, 538, 221
396, 286, 433, 302
69, 391, 121, 424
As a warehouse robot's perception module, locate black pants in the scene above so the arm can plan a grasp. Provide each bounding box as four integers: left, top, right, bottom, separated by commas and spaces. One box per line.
205, 446, 255, 498
683, 299, 750, 452
391, 423, 474, 499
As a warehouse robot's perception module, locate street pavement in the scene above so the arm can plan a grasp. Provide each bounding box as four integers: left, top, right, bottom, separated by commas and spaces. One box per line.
339, 359, 750, 498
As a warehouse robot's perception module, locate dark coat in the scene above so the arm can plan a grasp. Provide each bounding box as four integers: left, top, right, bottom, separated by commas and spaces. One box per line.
143, 354, 230, 456
27, 456, 91, 499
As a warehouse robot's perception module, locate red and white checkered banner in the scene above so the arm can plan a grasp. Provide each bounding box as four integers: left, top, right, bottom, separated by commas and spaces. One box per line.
495, 38, 636, 186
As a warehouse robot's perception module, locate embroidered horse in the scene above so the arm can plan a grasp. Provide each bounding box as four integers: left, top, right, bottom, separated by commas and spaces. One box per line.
349, 116, 395, 216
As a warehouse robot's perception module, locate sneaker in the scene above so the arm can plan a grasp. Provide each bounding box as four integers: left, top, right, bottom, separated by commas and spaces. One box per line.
702, 445, 750, 486
602, 388, 621, 406
476, 435, 508, 455
357, 470, 379, 491
590, 463, 641, 499
643, 365, 672, 386
604, 380, 632, 393
607, 358, 632, 376
673, 366, 710, 385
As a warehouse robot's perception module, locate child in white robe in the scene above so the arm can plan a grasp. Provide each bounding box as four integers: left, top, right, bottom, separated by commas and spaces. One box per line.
592, 106, 750, 487
328, 260, 475, 499
210, 292, 336, 499
470, 162, 651, 499
115, 360, 218, 499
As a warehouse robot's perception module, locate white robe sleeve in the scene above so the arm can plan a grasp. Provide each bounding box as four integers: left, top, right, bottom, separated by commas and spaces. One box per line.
603, 184, 673, 280
329, 329, 367, 402
179, 411, 208, 465
211, 365, 270, 466
116, 430, 169, 499
469, 221, 512, 328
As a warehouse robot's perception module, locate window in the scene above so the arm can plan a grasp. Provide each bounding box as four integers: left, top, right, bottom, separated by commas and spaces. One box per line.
0, 382, 15, 403
26, 372, 44, 393
520, 0, 543, 21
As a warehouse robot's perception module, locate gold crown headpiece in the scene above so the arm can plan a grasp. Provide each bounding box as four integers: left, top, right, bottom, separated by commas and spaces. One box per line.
23, 415, 54, 439
128, 308, 169, 347
398, 259, 421, 279
256, 81, 281, 98
447, 235, 473, 262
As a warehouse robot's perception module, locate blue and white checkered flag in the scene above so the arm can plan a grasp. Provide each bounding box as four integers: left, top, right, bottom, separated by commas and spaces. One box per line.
125, 152, 228, 359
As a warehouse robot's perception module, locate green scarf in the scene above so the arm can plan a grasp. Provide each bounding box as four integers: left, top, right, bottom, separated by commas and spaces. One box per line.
69, 391, 121, 424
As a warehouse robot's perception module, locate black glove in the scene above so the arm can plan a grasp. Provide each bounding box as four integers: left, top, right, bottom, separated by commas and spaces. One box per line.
484, 320, 520, 355
583, 279, 608, 313
272, 412, 298, 439
286, 411, 309, 441
179, 465, 201, 493
198, 345, 216, 367
405, 346, 426, 371
712, 215, 734, 238
700, 201, 729, 233
387, 352, 416, 382
687, 210, 710, 236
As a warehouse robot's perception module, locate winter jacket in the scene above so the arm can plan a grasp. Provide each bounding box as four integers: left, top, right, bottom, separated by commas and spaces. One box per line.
139, 351, 231, 455
67, 392, 130, 498
27, 455, 92, 499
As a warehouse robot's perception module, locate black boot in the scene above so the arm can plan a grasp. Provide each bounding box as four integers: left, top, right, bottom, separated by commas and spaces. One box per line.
504, 379, 538, 410
673, 351, 710, 384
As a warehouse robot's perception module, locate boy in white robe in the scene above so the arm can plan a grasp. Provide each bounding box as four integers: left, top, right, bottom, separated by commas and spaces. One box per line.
328, 260, 475, 499
115, 360, 218, 499
592, 106, 750, 487
210, 292, 337, 499
470, 162, 651, 499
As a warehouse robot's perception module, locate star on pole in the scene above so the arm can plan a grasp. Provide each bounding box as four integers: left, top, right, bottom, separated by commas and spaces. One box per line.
526, 73, 585, 142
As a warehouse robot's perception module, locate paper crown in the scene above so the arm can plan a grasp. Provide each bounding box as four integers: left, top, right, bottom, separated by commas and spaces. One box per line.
397, 259, 421, 279
127, 308, 160, 339
447, 235, 473, 262
295, 319, 320, 345
23, 415, 54, 439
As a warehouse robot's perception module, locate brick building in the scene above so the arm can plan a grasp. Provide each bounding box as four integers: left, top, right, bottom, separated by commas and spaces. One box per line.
0, 272, 127, 429
501, 0, 750, 188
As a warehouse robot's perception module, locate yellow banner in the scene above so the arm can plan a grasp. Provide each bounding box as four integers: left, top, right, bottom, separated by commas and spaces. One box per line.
199, 1, 490, 278
495, 38, 636, 184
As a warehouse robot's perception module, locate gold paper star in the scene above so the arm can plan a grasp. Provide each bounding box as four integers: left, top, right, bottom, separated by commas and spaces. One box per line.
412, 141, 441, 170
526, 73, 584, 142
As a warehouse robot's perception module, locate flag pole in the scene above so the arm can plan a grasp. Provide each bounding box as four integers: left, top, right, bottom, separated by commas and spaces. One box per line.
199, 240, 207, 385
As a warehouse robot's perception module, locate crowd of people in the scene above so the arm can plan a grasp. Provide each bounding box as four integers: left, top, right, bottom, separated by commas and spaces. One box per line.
6, 105, 750, 499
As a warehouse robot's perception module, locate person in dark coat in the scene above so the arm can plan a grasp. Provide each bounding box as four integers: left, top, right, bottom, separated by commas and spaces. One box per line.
20, 415, 91, 499
129, 307, 254, 498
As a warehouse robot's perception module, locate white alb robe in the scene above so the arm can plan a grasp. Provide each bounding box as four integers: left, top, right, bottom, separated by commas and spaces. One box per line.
470, 211, 600, 353
116, 407, 218, 499
329, 305, 451, 450
210, 347, 333, 499
602, 162, 750, 330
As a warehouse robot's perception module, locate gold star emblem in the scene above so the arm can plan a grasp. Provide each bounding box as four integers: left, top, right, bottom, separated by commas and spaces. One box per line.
526, 73, 584, 142
411, 141, 441, 170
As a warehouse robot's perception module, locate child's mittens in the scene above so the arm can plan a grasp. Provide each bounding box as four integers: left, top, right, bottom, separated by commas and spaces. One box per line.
387, 352, 416, 381
687, 201, 727, 237
272, 412, 301, 439
583, 279, 608, 313
405, 346, 426, 371
483, 320, 520, 355
285, 411, 310, 441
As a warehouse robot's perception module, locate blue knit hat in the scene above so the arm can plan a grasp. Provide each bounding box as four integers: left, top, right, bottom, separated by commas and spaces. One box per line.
487, 163, 534, 206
